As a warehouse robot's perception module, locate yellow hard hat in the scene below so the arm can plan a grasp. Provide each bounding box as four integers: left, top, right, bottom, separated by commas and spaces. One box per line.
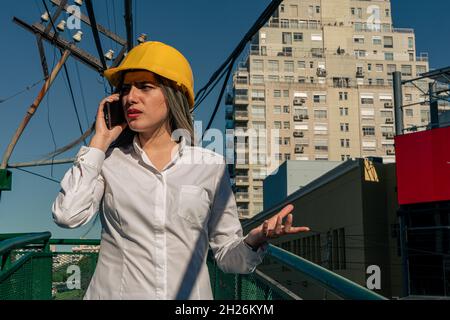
104, 41, 195, 108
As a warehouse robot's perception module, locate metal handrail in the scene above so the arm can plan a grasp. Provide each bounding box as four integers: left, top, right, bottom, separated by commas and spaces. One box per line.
0, 232, 51, 255
267, 245, 387, 300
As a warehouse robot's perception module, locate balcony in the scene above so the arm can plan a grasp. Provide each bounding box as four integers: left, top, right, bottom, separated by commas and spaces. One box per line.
316, 68, 327, 77
294, 115, 303, 122
356, 71, 365, 78
225, 106, 234, 120
235, 176, 249, 186
235, 110, 249, 121
237, 208, 250, 217
293, 98, 306, 106
293, 131, 304, 138
385, 118, 394, 124
236, 192, 250, 202
386, 149, 395, 155
294, 146, 304, 154
384, 102, 393, 109
234, 94, 249, 105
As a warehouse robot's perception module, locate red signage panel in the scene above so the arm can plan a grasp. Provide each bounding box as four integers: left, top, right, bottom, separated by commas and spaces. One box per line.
395, 126, 450, 205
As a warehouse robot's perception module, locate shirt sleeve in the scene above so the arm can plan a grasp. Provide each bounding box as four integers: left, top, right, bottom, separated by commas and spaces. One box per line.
52, 146, 106, 229
208, 161, 268, 274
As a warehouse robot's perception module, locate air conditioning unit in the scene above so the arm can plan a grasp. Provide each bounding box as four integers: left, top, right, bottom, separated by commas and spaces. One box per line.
293, 98, 305, 106
316, 68, 327, 77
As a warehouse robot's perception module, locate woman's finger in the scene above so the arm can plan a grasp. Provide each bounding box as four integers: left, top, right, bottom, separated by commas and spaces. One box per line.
286, 226, 310, 234
262, 220, 269, 237
284, 214, 293, 233
274, 215, 283, 235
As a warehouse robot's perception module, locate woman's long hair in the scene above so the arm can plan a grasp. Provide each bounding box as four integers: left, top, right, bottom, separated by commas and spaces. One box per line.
111, 72, 195, 149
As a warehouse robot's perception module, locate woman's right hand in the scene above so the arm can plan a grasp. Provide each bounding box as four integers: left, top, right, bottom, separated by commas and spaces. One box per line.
89, 94, 128, 152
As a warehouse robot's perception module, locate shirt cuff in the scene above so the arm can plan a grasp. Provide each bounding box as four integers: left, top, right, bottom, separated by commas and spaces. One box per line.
243, 235, 268, 266
75, 146, 105, 171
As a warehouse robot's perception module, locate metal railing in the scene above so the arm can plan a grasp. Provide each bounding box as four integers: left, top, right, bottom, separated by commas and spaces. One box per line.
0, 232, 386, 300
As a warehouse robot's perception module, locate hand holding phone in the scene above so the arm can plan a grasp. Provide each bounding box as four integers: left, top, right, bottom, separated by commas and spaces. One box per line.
103, 100, 126, 130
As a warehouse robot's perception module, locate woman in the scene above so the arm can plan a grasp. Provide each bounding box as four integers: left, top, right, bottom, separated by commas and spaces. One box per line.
52, 41, 309, 300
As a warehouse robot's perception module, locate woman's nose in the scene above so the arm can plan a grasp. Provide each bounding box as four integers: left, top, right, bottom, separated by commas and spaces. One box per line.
124, 85, 139, 105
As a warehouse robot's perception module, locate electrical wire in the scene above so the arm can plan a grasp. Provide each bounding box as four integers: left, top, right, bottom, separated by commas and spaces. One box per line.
41, 0, 86, 145
0, 79, 45, 104
14, 167, 60, 184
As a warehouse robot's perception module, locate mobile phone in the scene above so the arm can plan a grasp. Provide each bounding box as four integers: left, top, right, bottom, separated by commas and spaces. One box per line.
103, 100, 126, 130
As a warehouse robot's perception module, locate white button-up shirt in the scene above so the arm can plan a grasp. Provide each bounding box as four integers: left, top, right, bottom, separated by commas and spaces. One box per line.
52, 136, 267, 300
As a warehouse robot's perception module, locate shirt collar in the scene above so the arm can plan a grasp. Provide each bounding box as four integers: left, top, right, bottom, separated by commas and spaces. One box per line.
132, 134, 186, 161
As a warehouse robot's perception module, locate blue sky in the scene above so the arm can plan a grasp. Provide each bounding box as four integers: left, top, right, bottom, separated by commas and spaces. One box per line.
0, 0, 449, 239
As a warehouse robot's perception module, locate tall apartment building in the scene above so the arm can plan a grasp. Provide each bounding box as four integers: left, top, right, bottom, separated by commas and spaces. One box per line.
226, 0, 433, 219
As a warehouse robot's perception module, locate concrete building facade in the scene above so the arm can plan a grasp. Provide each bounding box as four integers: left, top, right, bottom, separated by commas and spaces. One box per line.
226, 0, 433, 218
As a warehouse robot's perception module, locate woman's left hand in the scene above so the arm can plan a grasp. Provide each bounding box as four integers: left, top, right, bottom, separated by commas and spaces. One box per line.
244, 204, 310, 250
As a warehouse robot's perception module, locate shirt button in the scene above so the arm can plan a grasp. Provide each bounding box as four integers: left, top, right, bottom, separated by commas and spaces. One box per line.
80, 158, 84, 162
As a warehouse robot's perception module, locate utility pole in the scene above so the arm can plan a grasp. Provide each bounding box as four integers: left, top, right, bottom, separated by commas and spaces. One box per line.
0, 0, 129, 196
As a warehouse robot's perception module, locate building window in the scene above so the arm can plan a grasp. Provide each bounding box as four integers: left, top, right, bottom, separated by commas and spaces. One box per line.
376, 64, 384, 72
387, 64, 396, 75
339, 107, 349, 116
373, 37, 382, 45
283, 106, 290, 113
281, 19, 289, 28
285, 154, 291, 160
310, 61, 314, 69
361, 97, 374, 105
408, 37, 414, 49
376, 79, 385, 86
251, 74, 264, 84
405, 109, 414, 117
313, 95, 326, 103
362, 126, 375, 136
282, 47, 292, 56
280, 4, 284, 13
284, 60, 294, 72
384, 36, 393, 48
251, 89, 265, 101
274, 121, 282, 129
268, 60, 279, 72
274, 90, 281, 98
353, 36, 365, 44
316, 6, 320, 14
293, 32, 303, 42
340, 139, 350, 148
340, 123, 349, 132
385, 52, 394, 61
282, 32, 292, 45
314, 110, 327, 119
339, 92, 348, 101
298, 61, 306, 69
298, 77, 306, 83
284, 76, 294, 83
251, 105, 266, 118
267, 75, 279, 82
284, 137, 290, 145
405, 94, 412, 102
283, 90, 290, 98
252, 59, 264, 72
385, 9, 390, 17
273, 105, 281, 114
401, 65, 412, 76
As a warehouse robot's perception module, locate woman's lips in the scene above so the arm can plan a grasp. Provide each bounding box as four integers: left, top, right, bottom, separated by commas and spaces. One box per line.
127, 109, 142, 119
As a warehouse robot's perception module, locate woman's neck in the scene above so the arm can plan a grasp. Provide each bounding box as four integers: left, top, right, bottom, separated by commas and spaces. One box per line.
138, 126, 177, 152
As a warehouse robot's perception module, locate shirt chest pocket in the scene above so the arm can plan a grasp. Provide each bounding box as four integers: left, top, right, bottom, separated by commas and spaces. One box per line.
177, 185, 211, 228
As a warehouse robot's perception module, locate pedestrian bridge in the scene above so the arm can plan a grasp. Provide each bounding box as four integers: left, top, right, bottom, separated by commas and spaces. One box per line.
0, 232, 385, 300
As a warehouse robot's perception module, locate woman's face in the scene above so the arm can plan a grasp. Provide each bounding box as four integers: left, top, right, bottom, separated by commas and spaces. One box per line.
121, 70, 169, 134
